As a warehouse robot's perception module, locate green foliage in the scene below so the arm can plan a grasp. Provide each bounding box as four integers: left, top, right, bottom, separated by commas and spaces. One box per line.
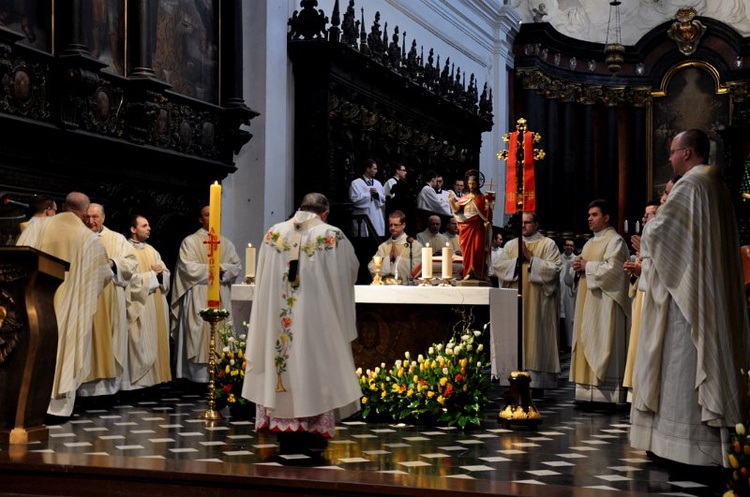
357, 311, 490, 429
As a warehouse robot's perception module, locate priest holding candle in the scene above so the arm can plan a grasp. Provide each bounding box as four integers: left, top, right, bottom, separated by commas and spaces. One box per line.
171, 186, 242, 383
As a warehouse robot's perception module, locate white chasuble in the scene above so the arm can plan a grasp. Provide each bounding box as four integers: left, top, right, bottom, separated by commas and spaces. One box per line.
171, 229, 241, 382
16, 213, 112, 412
242, 211, 361, 437
569, 227, 630, 403
495, 233, 562, 388
126, 242, 172, 388
630, 166, 750, 466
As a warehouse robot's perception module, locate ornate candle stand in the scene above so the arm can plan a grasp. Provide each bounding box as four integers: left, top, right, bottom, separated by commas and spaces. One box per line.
244, 276, 255, 285
198, 307, 230, 421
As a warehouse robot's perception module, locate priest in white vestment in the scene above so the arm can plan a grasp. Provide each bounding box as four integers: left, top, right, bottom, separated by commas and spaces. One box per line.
16, 192, 112, 419
630, 129, 750, 467
242, 193, 361, 452
569, 199, 630, 404
494, 212, 562, 389
171, 205, 241, 382
125, 215, 172, 389
367, 210, 422, 284
78, 204, 138, 397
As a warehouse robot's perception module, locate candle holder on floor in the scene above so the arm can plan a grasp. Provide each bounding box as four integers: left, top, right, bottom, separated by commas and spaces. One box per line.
198, 307, 230, 421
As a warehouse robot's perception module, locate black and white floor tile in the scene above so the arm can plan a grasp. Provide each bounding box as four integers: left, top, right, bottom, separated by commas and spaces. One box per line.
2, 354, 726, 497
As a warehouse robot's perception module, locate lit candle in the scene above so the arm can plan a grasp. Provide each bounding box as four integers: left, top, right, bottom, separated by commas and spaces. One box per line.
635, 221, 640, 234
624, 220, 629, 233
245, 243, 256, 278
207, 182, 222, 308
442, 243, 453, 279
421, 243, 433, 279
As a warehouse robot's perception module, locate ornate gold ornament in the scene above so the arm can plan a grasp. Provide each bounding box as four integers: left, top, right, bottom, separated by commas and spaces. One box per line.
667, 8, 706, 56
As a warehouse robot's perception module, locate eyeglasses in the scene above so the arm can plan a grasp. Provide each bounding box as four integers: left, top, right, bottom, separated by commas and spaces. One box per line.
669, 147, 687, 155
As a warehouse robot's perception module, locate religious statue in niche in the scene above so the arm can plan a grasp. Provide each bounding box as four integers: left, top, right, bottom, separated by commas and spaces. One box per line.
667, 7, 705, 56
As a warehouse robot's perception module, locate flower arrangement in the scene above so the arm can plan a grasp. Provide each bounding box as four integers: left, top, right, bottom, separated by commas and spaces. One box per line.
357, 311, 490, 429
725, 369, 750, 497
213, 323, 250, 408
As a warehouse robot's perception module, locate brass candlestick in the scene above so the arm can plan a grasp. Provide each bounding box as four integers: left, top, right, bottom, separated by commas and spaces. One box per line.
198, 307, 230, 421
244, 275, 255, 285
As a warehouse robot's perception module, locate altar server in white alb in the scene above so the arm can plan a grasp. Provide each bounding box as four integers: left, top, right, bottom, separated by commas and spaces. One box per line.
349, 159, 385, 238
171, 205, 241, 382
630, 129, 750, 466
243, 193, 361, 453
125, 215, 172, 389
493, 212, 562, 389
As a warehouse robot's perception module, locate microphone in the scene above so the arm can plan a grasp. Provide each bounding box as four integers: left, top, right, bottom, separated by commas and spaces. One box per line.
3, 197, 30, 209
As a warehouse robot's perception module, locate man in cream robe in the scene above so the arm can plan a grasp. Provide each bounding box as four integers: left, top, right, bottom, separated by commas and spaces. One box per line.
570, 199, 630, 404
125, 215, 172, 389
622, 200, 659, 392
171, 205, 241, 382
367, 210, 422, 283
559, 239, 577, 349
78, 204, 138, 397
630, 129, 750, 466
494, 212, 562, 389
416, 215, 449, 249
242, 193, 361, 450
16, 192, 112, 418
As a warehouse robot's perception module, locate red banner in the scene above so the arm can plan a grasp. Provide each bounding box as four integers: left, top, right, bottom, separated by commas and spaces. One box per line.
504, 131, 536, 213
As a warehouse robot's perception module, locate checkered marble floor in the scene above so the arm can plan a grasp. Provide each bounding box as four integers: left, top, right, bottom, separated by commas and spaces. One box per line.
3, 358, 725, 497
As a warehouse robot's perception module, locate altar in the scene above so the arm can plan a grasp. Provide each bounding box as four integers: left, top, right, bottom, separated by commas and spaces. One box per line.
231, 284, 518, 378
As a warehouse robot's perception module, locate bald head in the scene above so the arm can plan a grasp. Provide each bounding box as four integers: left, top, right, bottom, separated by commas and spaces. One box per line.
63, 192, 91, 221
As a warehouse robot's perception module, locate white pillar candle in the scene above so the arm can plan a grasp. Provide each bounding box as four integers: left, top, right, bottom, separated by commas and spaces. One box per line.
624, 220, 629, 233
421, 244, 433, 278
635, 221, 640, 234
245, 243, 256, 278
442, 244, 453, 279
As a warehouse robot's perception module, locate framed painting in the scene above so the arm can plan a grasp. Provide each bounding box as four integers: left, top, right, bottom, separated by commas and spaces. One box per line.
152, 0, 219, 104
650, 62, 730, 197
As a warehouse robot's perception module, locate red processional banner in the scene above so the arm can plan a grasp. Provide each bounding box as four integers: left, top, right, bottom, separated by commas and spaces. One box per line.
504, 131, 536, 214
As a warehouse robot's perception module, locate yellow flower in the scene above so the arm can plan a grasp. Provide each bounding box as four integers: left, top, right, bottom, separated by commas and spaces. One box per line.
406, 388, 414, 398
439, 377, 448, 386
413, 375, 419, 383
361, 396, 368, 404
737, 423, 746, 436
225, 365, 231, 374
437, 395, 445, 405
231, 369, 238, 376
381, 391, 388, 398
427, 391, 435, 398
729, 453, 739, 468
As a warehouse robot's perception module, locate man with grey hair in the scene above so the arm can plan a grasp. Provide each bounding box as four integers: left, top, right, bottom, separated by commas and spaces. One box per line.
78, 203, 138, 398
243, 192, 361, 455
17, 192, 112, 421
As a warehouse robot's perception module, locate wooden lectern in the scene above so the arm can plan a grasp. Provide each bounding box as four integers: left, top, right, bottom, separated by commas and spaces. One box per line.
0, 247, 67, 445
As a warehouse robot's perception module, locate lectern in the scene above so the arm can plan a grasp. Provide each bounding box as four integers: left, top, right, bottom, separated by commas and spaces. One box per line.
0, 247, 67, 444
